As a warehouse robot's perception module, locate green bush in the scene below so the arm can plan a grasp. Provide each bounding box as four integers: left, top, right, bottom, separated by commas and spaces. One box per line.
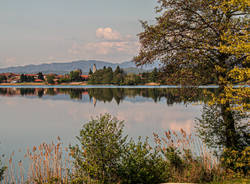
70, 114, 170, 184
70, 114, 228, 184
119, 137, 168, 184
162, 147, 220, 183
46, 75, 55, 84
70, 114, 127, 184
164, 146, 184, 171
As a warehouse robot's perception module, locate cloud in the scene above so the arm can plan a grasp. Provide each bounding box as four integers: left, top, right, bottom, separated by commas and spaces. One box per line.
84, 40, 138, 55
96, 27, 121, 41
67, 27, 139, 62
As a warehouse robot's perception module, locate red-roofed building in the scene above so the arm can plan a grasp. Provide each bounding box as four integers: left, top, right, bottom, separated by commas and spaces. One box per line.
26, 74, 37, 77
34, 79, 43, 82
81, 75, 89, 80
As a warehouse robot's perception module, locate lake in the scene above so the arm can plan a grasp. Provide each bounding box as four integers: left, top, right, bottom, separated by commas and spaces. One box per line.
0, 86, 216, 165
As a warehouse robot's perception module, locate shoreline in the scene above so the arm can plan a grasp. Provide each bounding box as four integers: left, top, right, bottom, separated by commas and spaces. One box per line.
0, 82, 161, 86
0, 83, 248, 88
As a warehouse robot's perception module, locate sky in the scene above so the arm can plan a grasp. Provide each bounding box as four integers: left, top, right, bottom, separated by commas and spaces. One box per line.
0, 0, 158, 68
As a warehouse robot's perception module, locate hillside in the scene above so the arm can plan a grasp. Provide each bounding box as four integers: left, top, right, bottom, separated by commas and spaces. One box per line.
0, 60, 156, 74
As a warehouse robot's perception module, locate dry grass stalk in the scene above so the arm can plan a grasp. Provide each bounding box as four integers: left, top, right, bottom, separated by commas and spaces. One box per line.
154, 129, 221, 183
1, 138, 71, 184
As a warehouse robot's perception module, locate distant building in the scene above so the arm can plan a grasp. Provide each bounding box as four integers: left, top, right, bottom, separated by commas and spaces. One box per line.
93, 64, 97, 73
81, 75, 89, 80
34, 79, 43, 82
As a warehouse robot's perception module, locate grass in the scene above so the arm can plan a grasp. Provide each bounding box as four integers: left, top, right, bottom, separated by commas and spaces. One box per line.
1, 129, 248, 183
1, 138, 71, 184
208, 178, 250, 184
154, 129, 222, 183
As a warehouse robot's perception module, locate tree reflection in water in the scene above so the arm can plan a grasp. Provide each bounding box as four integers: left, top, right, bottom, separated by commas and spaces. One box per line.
0, 87, 215, 105
0, 87, 248, 153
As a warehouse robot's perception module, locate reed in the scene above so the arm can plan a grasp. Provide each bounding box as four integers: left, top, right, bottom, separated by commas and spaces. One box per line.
1, 138, 71, 184
154, 129, 222, 183
0, 130, 223, 184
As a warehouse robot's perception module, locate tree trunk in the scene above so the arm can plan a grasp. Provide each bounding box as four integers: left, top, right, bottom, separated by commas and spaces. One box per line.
221, 102, 238, 149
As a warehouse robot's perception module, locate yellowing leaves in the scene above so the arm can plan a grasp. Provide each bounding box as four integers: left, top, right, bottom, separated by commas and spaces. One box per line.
213, 0, 250, 13
208, 0, 250, 112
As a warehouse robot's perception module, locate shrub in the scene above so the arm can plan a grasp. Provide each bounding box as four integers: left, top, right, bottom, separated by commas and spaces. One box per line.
0, 158, 6, 182
46, 75, 55, 84
70, 114, 170, 184
70, 114, 127, 184
221, 146, 250, 177
154, 130, 221, 183
119, 137, 168, 184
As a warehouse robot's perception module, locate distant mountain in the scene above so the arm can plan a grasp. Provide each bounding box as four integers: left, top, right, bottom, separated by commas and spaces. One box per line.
0, 60, 160, 75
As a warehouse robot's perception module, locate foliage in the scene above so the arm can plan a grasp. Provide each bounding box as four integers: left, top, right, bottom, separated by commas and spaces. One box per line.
209, 178, 250, 184
123, 73, 142, 85
203, 0, 249, 112
2, 140, 70, 184
37, 72, 44, 80
88, 66, 125, 85
0, 75, 7, 83
58, 77, 71, 83
196, 105, 249, 151
0, 158, 6, 182
70, 114, 185, 184
88, 65, 165, 85
134, 0, 249, 85
70, 114, 127, 184
46, 75, 55, 84
20, 74, 35, 82
69, 69, 82, 82
25, 140, 70, 184
119, 137, 168, 184
220, 146, 250, 177
154, 130, 221, 183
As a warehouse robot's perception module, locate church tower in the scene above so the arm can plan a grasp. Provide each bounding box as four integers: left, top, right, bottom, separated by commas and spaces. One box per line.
93, 64, 97, 73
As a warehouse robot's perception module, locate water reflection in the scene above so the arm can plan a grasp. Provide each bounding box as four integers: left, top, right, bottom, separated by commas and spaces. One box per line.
196, 104, 249, 151
0, 87, 248, 165
0, 87, 206, 160
0, 87, 217, 105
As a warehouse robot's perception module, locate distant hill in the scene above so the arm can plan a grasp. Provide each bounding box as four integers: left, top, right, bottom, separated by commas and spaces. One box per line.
0, 60, 159, 75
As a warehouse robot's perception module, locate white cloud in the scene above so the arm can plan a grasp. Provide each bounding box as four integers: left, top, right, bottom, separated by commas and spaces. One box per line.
96, 27, 121, 41
67, 27, 139, 62
84, 40, 138, 55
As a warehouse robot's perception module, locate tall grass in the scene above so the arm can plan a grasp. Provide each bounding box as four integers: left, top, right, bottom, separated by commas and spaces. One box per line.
1, 138, 71, 184
1, 129, 224, 184
154, 129, 222, 183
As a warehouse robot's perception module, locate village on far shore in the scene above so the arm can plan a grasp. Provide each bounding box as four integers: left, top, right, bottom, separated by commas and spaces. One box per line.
1, 63, 249, 86
0, 72, 89, 85
0, 64, 163, 86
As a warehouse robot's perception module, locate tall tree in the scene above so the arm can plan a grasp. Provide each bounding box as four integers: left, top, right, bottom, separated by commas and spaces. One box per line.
46, 75, 55, 84
37, 72, 44, 80
135, 0, 249, 155
69, 70, 82, 82
0, 75, 7, 83
134, 0, 249, 86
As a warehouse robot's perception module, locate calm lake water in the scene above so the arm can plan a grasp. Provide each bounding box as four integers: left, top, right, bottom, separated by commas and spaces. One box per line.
0, 86, 216, 164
